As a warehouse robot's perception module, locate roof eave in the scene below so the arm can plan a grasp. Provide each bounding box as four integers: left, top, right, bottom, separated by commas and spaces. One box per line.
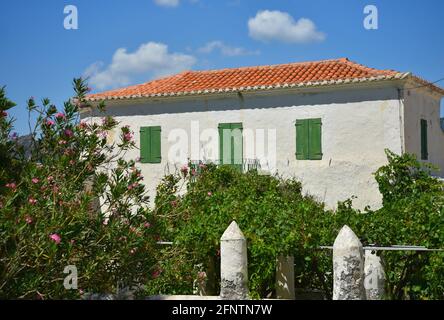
84, 73, 414, 104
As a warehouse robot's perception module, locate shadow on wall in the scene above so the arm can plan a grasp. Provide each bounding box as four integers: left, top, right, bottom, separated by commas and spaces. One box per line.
86, 86, 400, 118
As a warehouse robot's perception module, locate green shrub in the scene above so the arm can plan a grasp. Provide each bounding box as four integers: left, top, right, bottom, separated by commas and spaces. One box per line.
150, 151, 444, 299
0, 80, 159, 299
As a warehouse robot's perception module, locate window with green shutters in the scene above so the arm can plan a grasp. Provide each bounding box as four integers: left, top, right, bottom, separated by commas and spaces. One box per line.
140, 126, 161, 163
218, 123, 243, 171
420, 119, 428, 160
295, 118, 322, 160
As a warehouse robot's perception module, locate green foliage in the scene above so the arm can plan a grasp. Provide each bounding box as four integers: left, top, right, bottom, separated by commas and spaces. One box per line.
0, 79, 159, 299
150, 151, 444, 299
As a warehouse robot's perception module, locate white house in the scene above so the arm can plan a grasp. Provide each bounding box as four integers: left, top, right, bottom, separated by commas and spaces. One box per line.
82, 58, 444, 209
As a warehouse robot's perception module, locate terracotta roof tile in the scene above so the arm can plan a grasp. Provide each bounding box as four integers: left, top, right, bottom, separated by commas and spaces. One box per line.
86, 58, 444, 101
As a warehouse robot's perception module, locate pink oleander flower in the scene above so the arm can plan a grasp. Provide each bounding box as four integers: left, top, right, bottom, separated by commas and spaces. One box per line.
46, 119, 55, 126
199, 163, 206, 169
180, 165, 188, 176
123, 132, 133, 142
55, 112, 66, 119
70, 239, 75, 244
47, 176, 54, 182
69, 160, 75, 165
28, 197, 37, 205
49, 233, 61, 244
152, 269, 162, 279
6, 182, 17, 189
191, 169, 196, 176
103, 219, 109, 226
0, 110, 7, 117
127, 182, 138, 190
207, 192, 212, 196
144, 222, 151, 228
58, 140, 67, 145
64, 129, 73, 137
31, 178, 39, 184
25, 216, 33, 224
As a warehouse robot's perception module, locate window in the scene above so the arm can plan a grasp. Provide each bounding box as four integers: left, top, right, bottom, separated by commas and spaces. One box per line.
295, 118, 322, 160
218, 123, 243, 170
420, 119, 428, 160
140, 126, 161, 163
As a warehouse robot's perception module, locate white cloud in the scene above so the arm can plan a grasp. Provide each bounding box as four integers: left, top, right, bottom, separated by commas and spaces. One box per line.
84, 42, 196, 90
197, 41, 259, 56
248, 10, 326, 44
154, 0, 180, 7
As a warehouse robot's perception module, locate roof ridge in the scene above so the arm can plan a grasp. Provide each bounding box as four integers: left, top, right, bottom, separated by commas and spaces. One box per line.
187, 58, 351, 75
339, 58, 399, 75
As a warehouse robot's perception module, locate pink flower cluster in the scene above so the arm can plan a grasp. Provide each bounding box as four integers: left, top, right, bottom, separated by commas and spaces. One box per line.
127, 182, 139, 190
55, 112, 66, 119
0, 110, 7, 117
152, 269, 162, 279
64, 129, 73, 137
28, 197, 37, 205
49, 233, 61, 244
6, 182, 17, 189
123, 132, 133, 142
45, 119, 55, 126
31, 178, 39, 184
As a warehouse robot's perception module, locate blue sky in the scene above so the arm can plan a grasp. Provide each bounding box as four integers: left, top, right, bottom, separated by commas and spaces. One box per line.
1, 0, 443, 135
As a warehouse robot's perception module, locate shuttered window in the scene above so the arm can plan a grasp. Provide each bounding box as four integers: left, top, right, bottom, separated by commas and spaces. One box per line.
420, 119, 428, 160
295, 118, 322, 160
218, 123, 243, 171
140, 126, 161, 163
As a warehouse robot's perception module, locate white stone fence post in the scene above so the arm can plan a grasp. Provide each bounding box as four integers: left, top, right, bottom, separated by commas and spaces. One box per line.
333, 225, 366, 300
220, 221, 249, 300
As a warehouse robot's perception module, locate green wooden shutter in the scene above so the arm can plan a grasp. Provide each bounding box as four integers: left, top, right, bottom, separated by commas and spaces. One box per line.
218, 123, 243, 169
309, 118, 322, 160
230, 123, 243, 171
140, 127, 150, 163
296, 119, 309, 160
421, 119, 428, 160
150, 126, 162, 163
140, 126, 161, 163
218, 123, 231, 165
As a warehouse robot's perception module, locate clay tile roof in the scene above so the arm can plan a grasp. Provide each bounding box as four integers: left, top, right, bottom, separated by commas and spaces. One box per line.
85, 58, 444, 101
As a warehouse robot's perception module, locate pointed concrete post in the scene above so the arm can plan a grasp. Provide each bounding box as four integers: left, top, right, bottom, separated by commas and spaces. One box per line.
220, 221, 248, 300
276, 256, 295, 299
333, 225, 365, 300
364, 251, 385, 300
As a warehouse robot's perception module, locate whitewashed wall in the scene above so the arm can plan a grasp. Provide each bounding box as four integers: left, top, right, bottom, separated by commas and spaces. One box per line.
82, 85, 408, 210
403, 88, 444, 176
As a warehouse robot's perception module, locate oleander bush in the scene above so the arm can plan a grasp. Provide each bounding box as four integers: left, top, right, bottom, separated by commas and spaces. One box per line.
0, 80, 159, 299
